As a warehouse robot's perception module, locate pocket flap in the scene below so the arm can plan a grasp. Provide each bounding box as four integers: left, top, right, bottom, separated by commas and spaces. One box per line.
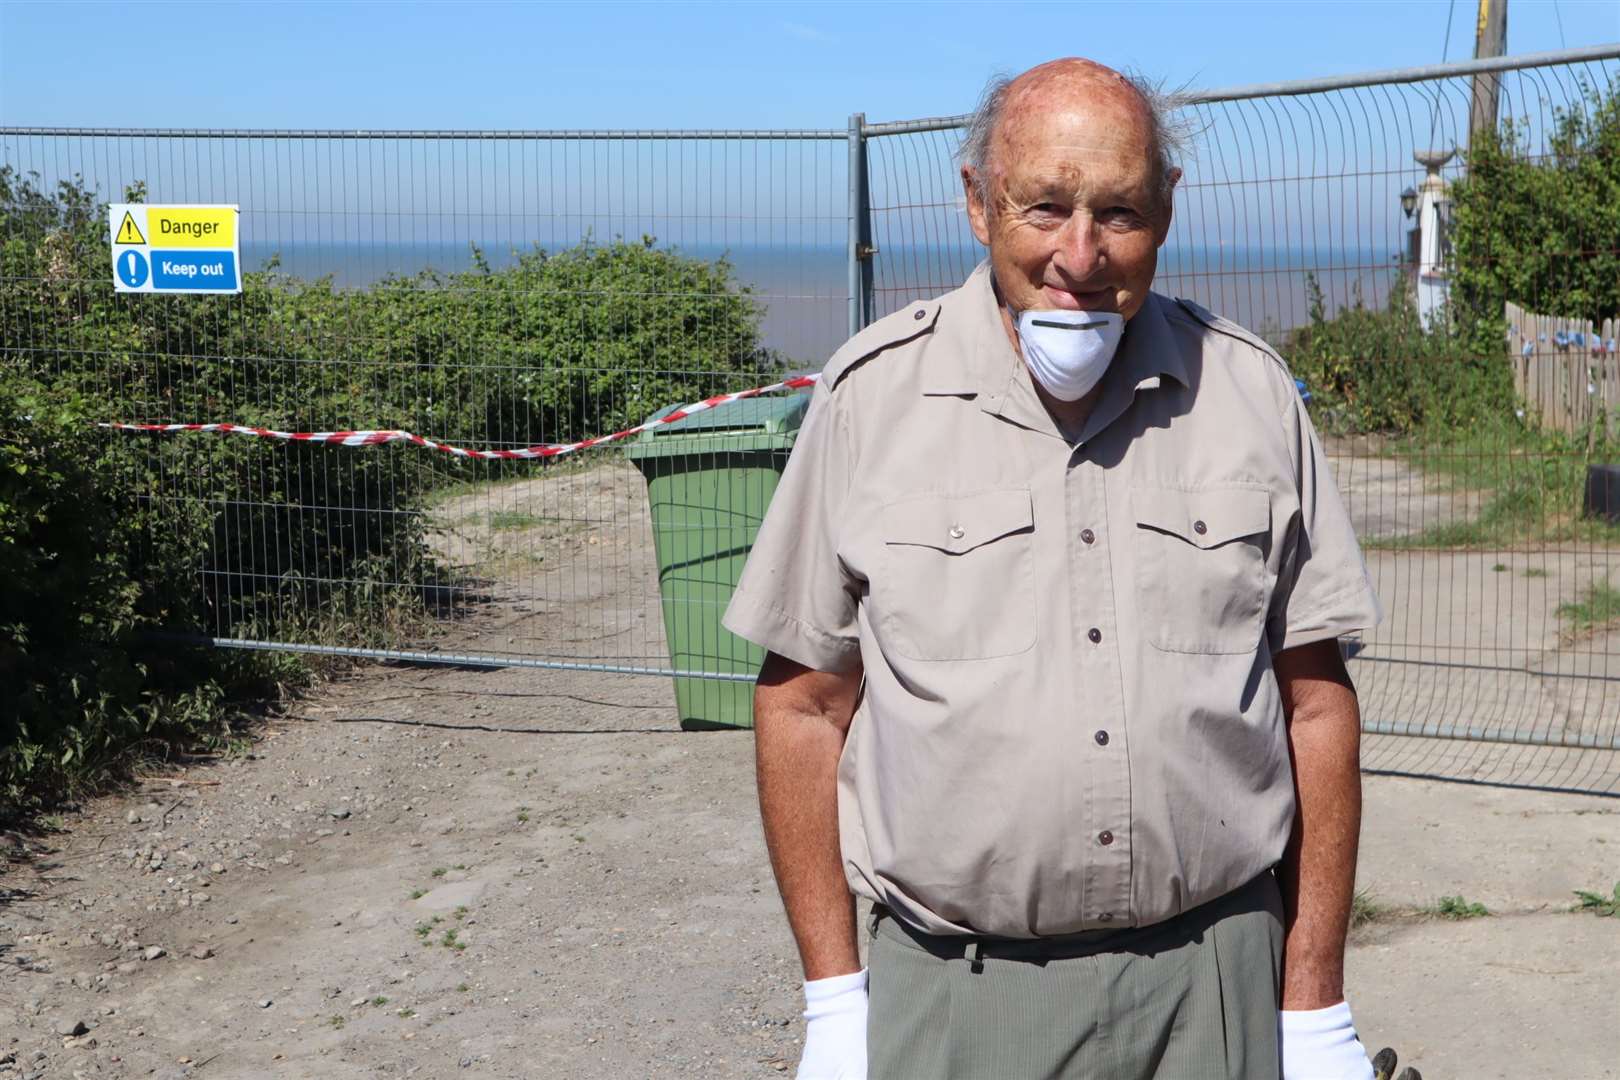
884, 489, 1033, 554
1134, 486, 1269, 549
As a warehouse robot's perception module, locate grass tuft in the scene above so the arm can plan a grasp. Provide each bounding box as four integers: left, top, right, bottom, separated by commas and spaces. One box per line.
1556, 580, 1620, 635
1350, 888, 1388, 929
1363, 419, 1620, 551
1573, 882, 1620, 918
1432, 895, 1491, 920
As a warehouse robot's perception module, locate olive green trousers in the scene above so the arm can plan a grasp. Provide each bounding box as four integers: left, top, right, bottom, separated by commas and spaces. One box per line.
866, 873, 1284, 1080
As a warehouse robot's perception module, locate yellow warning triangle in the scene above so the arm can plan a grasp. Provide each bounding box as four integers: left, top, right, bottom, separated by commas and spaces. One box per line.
115, 211, 146, 245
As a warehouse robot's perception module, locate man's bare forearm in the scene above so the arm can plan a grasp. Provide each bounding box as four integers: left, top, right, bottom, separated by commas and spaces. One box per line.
754, 651, 864, 981
1274, 639, 1362, 1010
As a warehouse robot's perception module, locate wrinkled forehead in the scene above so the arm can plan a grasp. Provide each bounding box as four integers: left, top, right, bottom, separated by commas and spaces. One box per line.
998, 73, 1151, 148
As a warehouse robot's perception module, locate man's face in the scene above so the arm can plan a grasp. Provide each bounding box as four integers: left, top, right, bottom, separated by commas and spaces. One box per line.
964, 84, 1172, 324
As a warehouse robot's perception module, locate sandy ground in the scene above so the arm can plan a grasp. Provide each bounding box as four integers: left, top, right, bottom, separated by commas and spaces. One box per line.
2, 451, 1618, 1079
420, 461, 670, 670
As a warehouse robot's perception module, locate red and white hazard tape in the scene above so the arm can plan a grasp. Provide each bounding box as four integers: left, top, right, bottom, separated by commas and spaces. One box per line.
100, 374, 820, 460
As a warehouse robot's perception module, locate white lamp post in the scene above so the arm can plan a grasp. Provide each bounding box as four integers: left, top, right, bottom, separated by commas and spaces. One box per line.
1413, 149, 1455, 331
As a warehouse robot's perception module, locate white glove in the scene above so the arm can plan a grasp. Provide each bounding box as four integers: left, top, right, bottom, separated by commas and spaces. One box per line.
1281, 1001, 1375, 1080
796, 968, 868, 1080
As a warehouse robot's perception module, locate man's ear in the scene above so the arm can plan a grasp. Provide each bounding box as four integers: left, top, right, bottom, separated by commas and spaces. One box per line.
1154, 167, 1182, 246
962, 166, 992, 248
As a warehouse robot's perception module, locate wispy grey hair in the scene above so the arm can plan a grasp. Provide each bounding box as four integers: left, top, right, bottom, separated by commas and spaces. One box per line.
958, 69, 1195, 215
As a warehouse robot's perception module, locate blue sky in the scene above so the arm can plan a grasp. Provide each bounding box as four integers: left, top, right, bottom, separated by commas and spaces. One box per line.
2, 1, 1616, 130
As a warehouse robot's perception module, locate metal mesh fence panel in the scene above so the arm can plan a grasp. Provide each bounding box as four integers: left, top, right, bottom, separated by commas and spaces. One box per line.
861, 49, 1620, 791
4, 46, 1619, 785
0, 129, 847, 697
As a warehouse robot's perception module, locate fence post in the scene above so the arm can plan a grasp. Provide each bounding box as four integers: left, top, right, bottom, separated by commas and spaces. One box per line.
1606, 317, 1619, 439
846, 112, 873, 338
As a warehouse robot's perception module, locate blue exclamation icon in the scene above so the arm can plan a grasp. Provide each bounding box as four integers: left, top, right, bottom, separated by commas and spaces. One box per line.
118, 249, 150, 288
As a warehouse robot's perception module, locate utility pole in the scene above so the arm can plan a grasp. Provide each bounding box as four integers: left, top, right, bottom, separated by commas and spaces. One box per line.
1469, 0, 1509, 147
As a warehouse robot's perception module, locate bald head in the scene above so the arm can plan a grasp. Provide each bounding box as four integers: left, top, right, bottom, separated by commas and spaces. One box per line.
1006, 58, 1150, 118
960, 59, 1184, 216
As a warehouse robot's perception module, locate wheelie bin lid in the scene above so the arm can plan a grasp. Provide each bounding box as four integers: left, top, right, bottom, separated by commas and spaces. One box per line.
624, 393, 810, 460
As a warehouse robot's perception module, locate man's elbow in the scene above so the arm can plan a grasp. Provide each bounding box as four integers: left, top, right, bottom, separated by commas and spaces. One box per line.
755, 651, 862, 736
1275, 638, 1358, 728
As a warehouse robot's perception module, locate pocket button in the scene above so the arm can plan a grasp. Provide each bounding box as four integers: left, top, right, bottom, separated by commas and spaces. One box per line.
1193, 520, 1208, 535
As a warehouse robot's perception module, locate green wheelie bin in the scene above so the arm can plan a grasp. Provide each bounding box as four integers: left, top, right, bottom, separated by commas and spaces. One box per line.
625, 395, 809, 730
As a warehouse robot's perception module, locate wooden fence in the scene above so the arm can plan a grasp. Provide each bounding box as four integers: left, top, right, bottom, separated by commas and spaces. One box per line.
1507, 300, 1620, 437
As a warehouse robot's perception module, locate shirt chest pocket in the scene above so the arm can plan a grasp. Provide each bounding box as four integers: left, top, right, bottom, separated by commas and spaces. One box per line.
877, 489, 1036, 661
1133, 486, 1271, 655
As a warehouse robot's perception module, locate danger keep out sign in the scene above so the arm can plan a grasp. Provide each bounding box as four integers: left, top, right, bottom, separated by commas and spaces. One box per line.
109, 204, 241, 295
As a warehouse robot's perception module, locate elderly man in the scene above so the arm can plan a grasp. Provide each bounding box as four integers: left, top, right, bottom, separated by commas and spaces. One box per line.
723, 58, 1382, 1080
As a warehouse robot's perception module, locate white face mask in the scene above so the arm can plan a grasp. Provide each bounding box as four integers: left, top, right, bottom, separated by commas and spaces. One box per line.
1012, 307, 1126, 401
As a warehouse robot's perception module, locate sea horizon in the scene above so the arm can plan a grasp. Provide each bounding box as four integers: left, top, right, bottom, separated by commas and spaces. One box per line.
237, 240, 1403, 364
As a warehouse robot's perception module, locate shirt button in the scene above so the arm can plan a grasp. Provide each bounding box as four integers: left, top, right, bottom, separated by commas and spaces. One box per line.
1193, 519, 1208, 535
948, 524, 965, 540
1080, 528, 1096, 544
913, 308, 927, 320
1088, 627, 1102, 644
1094, 730, 1109, 746
1098, 912, 1113, 922
1098, 830, 1114, 846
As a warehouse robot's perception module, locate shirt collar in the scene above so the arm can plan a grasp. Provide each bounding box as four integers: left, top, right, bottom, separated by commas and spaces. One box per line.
919, 260, 998, 398
1113, 288, 1191, 393
922, 260, 1189, 431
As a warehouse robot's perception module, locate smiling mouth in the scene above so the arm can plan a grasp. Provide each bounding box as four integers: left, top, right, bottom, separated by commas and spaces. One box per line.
1044, 284, 1113, 307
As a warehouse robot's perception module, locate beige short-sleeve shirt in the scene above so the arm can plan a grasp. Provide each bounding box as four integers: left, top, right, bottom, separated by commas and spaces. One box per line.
723, 262, 1381, 939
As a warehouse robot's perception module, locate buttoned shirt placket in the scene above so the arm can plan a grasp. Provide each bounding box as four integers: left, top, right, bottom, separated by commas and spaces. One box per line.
977, 316, 1157, 929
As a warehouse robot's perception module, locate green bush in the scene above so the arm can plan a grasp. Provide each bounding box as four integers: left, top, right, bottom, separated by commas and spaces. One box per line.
1284, 275, 1512, 435
2, 168, 443, 654
358, 238, 778, 445
0, 165, 774, 816
1448, 82, 1620, 357
0, 371, 301, 816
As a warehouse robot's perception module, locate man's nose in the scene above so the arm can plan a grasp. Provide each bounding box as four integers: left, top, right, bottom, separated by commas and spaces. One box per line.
1052, 214, 1105, 279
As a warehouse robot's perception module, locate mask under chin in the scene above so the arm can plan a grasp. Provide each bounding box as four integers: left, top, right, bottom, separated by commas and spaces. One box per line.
1012, 307, 1126, 401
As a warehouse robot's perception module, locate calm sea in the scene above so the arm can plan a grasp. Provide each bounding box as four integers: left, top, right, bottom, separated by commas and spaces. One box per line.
239, 242, 1397, 366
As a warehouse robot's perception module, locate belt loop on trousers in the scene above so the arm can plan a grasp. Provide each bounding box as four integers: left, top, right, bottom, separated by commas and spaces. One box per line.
867, 904, 885, 938
964, 940, 983, 973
